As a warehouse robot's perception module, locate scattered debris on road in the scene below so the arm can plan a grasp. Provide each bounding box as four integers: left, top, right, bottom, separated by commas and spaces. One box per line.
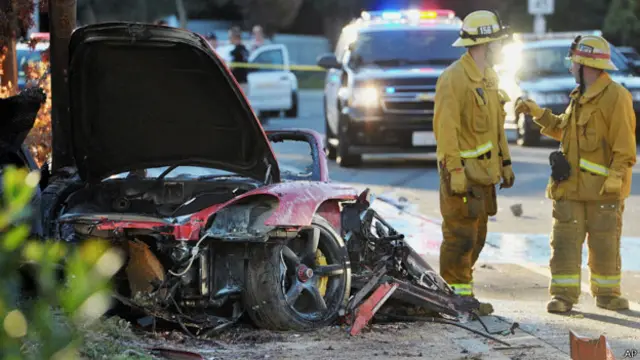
510, 204, 523, 217
97, 188, 517, 346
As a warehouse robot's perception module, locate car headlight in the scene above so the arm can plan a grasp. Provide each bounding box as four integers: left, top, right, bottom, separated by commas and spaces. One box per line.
526, 91, 570, 106
207, 200, 277, 240
350, 86, 380, 107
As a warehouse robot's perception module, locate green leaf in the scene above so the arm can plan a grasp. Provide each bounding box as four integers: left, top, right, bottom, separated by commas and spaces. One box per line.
2, 224, 29, 251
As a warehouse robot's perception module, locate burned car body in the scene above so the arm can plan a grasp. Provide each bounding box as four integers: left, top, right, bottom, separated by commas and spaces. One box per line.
39, 22, 360, 332
36, 23, 482, 334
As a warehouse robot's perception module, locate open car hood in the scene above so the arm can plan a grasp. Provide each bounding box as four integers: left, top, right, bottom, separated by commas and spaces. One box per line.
67, 23, 279, 182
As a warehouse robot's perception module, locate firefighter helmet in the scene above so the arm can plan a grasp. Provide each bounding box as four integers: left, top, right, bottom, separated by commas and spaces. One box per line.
452, 10, 510, 48
567, 35, 617, 71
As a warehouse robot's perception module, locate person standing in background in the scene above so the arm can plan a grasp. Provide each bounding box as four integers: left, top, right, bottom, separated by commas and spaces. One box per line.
205, 32, 218, 50
250, 25, 266, 51
228, 26, 250, 94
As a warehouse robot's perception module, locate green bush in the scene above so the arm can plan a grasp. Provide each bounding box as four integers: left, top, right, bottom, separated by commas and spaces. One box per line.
0, 166, 126, 360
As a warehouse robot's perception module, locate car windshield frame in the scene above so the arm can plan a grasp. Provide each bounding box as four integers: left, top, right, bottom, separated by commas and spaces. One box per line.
103, 166, 240, 181
517, 44, 632, 80
351, 28, 465, 67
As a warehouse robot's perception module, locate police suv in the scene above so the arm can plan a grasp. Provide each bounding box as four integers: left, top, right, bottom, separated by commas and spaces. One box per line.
316, 9, 465, 167
498, 31, 640, 146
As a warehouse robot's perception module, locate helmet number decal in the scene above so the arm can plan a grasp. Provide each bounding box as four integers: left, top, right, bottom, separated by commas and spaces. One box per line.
577, 44, 594, 53
478, 25, 493, 35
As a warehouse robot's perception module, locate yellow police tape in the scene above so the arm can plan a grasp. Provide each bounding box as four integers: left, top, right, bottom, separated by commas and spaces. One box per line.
227, 62, 326, 72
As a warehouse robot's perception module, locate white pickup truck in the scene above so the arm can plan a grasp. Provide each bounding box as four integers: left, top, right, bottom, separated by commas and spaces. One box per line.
216, 44, 299, 121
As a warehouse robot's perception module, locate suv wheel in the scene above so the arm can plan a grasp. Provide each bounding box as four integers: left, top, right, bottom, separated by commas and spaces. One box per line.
336, 114, 362, 167
324, 98, 337, 160
516, 115, 540, 147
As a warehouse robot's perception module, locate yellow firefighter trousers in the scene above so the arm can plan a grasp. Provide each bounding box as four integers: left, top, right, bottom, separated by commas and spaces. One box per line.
549, 200, 624, 303
439, 178, 496, 297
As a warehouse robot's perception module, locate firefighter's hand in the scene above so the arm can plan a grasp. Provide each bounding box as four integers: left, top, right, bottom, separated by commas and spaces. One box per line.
500, 165, 515, 189
515, 98, 544, 119
449, 168, 467, 195
600, 175, 622, 195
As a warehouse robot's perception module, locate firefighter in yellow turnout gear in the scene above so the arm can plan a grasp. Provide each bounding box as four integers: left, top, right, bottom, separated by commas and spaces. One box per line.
434, 10, 515, 315
516, 35, 636, 313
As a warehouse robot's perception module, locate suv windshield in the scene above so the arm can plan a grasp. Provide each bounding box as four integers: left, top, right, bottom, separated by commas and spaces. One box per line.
351, 29, 465, 66
518, 45, 631, 80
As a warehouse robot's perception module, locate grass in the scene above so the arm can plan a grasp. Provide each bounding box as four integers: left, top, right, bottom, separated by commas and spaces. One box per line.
79, 317, 153, 360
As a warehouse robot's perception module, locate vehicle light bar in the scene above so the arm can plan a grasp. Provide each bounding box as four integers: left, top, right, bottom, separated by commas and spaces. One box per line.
514, 30, 602, 42
29, 32, 50, 41
360, 9, 456, 22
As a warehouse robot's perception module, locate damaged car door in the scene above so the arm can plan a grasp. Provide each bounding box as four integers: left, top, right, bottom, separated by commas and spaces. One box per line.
267, 129, 328, 182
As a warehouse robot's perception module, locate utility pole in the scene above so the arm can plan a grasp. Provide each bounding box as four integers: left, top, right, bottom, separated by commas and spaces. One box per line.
48, 0, 76, 171
528, 0, 554, 35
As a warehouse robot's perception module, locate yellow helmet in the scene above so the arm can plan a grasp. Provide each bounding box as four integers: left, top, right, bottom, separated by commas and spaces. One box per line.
567, 35, 617, 71
452, 10, 510, 47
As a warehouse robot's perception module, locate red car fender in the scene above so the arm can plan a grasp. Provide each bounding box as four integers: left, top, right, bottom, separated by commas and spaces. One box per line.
174, 181, 358, 240
227, 181, 358, 227
260, 182, 358, 227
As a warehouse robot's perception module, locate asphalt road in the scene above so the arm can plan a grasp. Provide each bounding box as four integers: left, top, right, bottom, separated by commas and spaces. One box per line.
263, 90, 640, 356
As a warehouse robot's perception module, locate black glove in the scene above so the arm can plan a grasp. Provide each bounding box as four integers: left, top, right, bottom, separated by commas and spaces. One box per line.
549, 150, 571, 181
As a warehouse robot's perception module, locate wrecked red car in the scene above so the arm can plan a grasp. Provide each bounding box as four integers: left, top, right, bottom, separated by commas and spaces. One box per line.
37, 22, 362, 332
23, 23, 486, 337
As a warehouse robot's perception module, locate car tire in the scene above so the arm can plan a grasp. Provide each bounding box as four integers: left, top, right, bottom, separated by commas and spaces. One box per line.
40, 175, 81, 239
336, 114, 362, 167
243, 215, 351, 331
284, 91, 299, 118
516, 115, 541, 147
324, 97, 337, 160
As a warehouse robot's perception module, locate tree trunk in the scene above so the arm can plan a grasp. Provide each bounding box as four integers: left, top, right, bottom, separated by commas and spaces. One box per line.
175, 0, 187, 28
49, 0, 77, 170
1, 39, 18, 95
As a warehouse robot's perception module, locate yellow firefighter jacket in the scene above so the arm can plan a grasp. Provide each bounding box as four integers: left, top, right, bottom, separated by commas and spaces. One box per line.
534, 72, 637, 201
434, 52, 512, 186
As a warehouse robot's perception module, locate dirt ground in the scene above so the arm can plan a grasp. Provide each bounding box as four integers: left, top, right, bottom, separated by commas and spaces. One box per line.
127, 314, 567, 360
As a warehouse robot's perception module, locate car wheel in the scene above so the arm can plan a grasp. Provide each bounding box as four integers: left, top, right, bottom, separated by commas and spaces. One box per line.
41, 176, 81, 239
324, 98, 337, 160
516, 115, 540, 147
336, 114, 362, 167
244, 215, 351, 331
284, 91, 299, 118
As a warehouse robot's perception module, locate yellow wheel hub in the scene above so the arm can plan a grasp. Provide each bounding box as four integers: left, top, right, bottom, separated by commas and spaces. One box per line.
316, 249, 328, 297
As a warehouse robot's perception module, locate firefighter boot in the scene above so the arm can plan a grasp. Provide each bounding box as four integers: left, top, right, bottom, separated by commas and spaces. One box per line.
596, 296, 629, 310
547, 297, 573, 313
478, 301, 494, 316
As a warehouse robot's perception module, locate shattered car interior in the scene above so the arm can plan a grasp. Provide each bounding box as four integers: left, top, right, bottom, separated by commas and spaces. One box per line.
2, 22, 513, 343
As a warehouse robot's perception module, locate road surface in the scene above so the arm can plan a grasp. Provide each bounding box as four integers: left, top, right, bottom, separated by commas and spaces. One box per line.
256, 90, 640, 358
